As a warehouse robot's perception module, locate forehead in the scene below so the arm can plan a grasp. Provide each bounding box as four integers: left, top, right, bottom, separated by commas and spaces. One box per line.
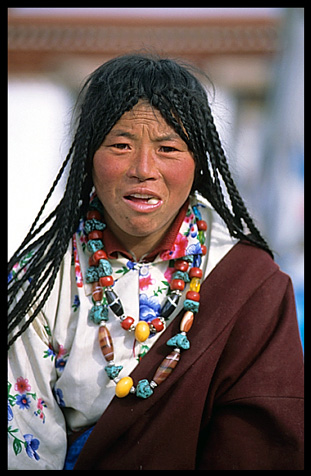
110, 101, 175, 133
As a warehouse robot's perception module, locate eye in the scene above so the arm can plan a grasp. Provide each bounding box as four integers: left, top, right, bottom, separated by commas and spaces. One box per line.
111, 143, 130, 150
159, 146, 178, 153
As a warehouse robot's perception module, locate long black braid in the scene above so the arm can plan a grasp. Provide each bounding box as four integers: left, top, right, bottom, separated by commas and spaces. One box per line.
8, 53, 272, 348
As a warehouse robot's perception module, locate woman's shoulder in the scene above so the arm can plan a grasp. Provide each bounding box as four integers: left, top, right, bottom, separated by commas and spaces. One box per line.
204, 239, 289, 304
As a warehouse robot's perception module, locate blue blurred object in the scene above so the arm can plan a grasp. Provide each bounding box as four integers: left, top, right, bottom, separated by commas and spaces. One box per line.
295, 287, 304, 352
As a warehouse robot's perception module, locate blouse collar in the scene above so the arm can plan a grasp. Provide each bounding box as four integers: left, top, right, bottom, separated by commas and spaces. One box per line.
102, 199, 189, 263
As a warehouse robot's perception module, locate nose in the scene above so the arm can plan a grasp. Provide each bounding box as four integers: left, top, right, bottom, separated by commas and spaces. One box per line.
126, 146, 159, 182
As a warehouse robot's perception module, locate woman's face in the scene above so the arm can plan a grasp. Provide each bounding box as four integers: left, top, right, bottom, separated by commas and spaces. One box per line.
92, 101, 195, 258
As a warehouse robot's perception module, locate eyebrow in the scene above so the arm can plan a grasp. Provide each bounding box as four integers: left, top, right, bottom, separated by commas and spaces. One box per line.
109, 129, 182, 142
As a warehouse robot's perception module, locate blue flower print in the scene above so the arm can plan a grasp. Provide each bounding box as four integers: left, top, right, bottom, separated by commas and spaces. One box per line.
54, 387, 66, 407
43, 346, 56, 361
8, 402, 13, 421
139, 294, 161, 323
72, 295, 80, 312
55, 358, 67, 372
15, 394, 31, 410
24, 434, 40, 460
190, 223, 198, 238
186, 242, 202, 256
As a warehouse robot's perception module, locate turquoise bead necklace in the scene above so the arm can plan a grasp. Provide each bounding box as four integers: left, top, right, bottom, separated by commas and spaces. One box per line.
84, 196, 207, 399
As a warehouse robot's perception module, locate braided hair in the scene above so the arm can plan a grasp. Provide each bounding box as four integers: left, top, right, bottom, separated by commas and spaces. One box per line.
8, 53, 272, 348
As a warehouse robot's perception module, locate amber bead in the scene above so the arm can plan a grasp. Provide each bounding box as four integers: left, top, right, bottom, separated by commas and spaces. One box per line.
170, 279, 185, 291
99, 275, 114, 287
88, 230, 103, 241
186, 290, 200, 302
189, 277, 201, 293
197, 220, 207, 231
189, 267, 203, 279
152, 350, 180, 385
121, 316, 135, 331
135, 321, 150, 342
92, 281, 103, 302
98, 325, 114, 362
180, 311, 194, 332
174, 260, 189, 272
115, 377, 134, 398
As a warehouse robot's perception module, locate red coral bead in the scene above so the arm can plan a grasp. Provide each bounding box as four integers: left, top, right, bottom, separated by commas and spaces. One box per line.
189, 267, 203, 279
151, 318, 164, 332
174, 260, 189, 272
186, 290, 200, 302
88, 230, 103, 241
99, 275, 114, 287
87, 210, 102, 221
201, 244, 207, 256
121, 316, 135, 330
170, 279, 185, 291
93, 249, 108, 262
197, 220, 207, 231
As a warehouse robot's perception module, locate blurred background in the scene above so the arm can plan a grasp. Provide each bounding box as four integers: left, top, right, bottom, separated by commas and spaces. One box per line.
8, 8, 304, 348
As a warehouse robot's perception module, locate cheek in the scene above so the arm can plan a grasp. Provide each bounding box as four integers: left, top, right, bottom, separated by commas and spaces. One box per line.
166, 159, 195, 192
92, 151, 122, 189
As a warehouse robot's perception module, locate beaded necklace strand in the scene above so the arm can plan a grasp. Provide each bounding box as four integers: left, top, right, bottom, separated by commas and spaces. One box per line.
84, 197, 207, 399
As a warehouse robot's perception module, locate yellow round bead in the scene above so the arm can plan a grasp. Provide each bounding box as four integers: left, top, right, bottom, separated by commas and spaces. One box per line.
134, 321, 150, 343
115, 376, 134, 398
189, 277, 201, 293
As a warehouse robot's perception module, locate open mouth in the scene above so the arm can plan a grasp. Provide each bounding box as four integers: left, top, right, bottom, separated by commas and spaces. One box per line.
124, 193, 161, 205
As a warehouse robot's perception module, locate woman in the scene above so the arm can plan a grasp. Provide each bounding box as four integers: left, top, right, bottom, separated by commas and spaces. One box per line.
8, 54, 303, 470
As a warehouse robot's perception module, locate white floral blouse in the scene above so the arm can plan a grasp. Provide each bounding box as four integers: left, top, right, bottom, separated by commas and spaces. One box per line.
8, 194, 237, 470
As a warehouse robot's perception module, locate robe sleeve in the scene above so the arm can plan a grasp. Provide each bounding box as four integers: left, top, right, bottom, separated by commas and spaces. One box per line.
8, 257, 68, 470
196, 271, 304, 470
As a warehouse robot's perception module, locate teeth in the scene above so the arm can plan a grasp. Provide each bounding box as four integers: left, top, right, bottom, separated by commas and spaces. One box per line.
129, 193, 160, 204
131, 193, 152, 199
147, 198, 159, 205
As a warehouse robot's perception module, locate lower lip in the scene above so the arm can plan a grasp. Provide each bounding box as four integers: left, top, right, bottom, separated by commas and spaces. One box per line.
123, 197, 163, 213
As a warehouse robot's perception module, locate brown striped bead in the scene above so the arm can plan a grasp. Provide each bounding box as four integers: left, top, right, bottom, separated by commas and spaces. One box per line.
92, 281, 103, 302
180, 311, 194, 333
152, 350, 180, 385
98, 325, 114, 362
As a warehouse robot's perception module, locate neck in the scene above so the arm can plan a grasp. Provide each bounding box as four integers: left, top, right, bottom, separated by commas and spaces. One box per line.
103, 214, 176, 262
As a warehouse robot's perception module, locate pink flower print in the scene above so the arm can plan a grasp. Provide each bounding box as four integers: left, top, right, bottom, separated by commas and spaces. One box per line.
184, 212, 194, 223
160, 233, 188, 261
139, 274, 155, 291
56, 345, 67, 360
14, 377, 31, 394
55, 345, 69, 372
37, 398, 45, 411
35, 398, 47, 424
164, 266, 175, 283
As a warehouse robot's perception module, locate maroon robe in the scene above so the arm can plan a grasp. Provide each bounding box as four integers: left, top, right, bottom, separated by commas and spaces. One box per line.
73, 242, 304, 470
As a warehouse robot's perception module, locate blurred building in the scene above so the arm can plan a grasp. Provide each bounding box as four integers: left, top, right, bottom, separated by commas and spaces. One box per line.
8, 8, 303, 346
